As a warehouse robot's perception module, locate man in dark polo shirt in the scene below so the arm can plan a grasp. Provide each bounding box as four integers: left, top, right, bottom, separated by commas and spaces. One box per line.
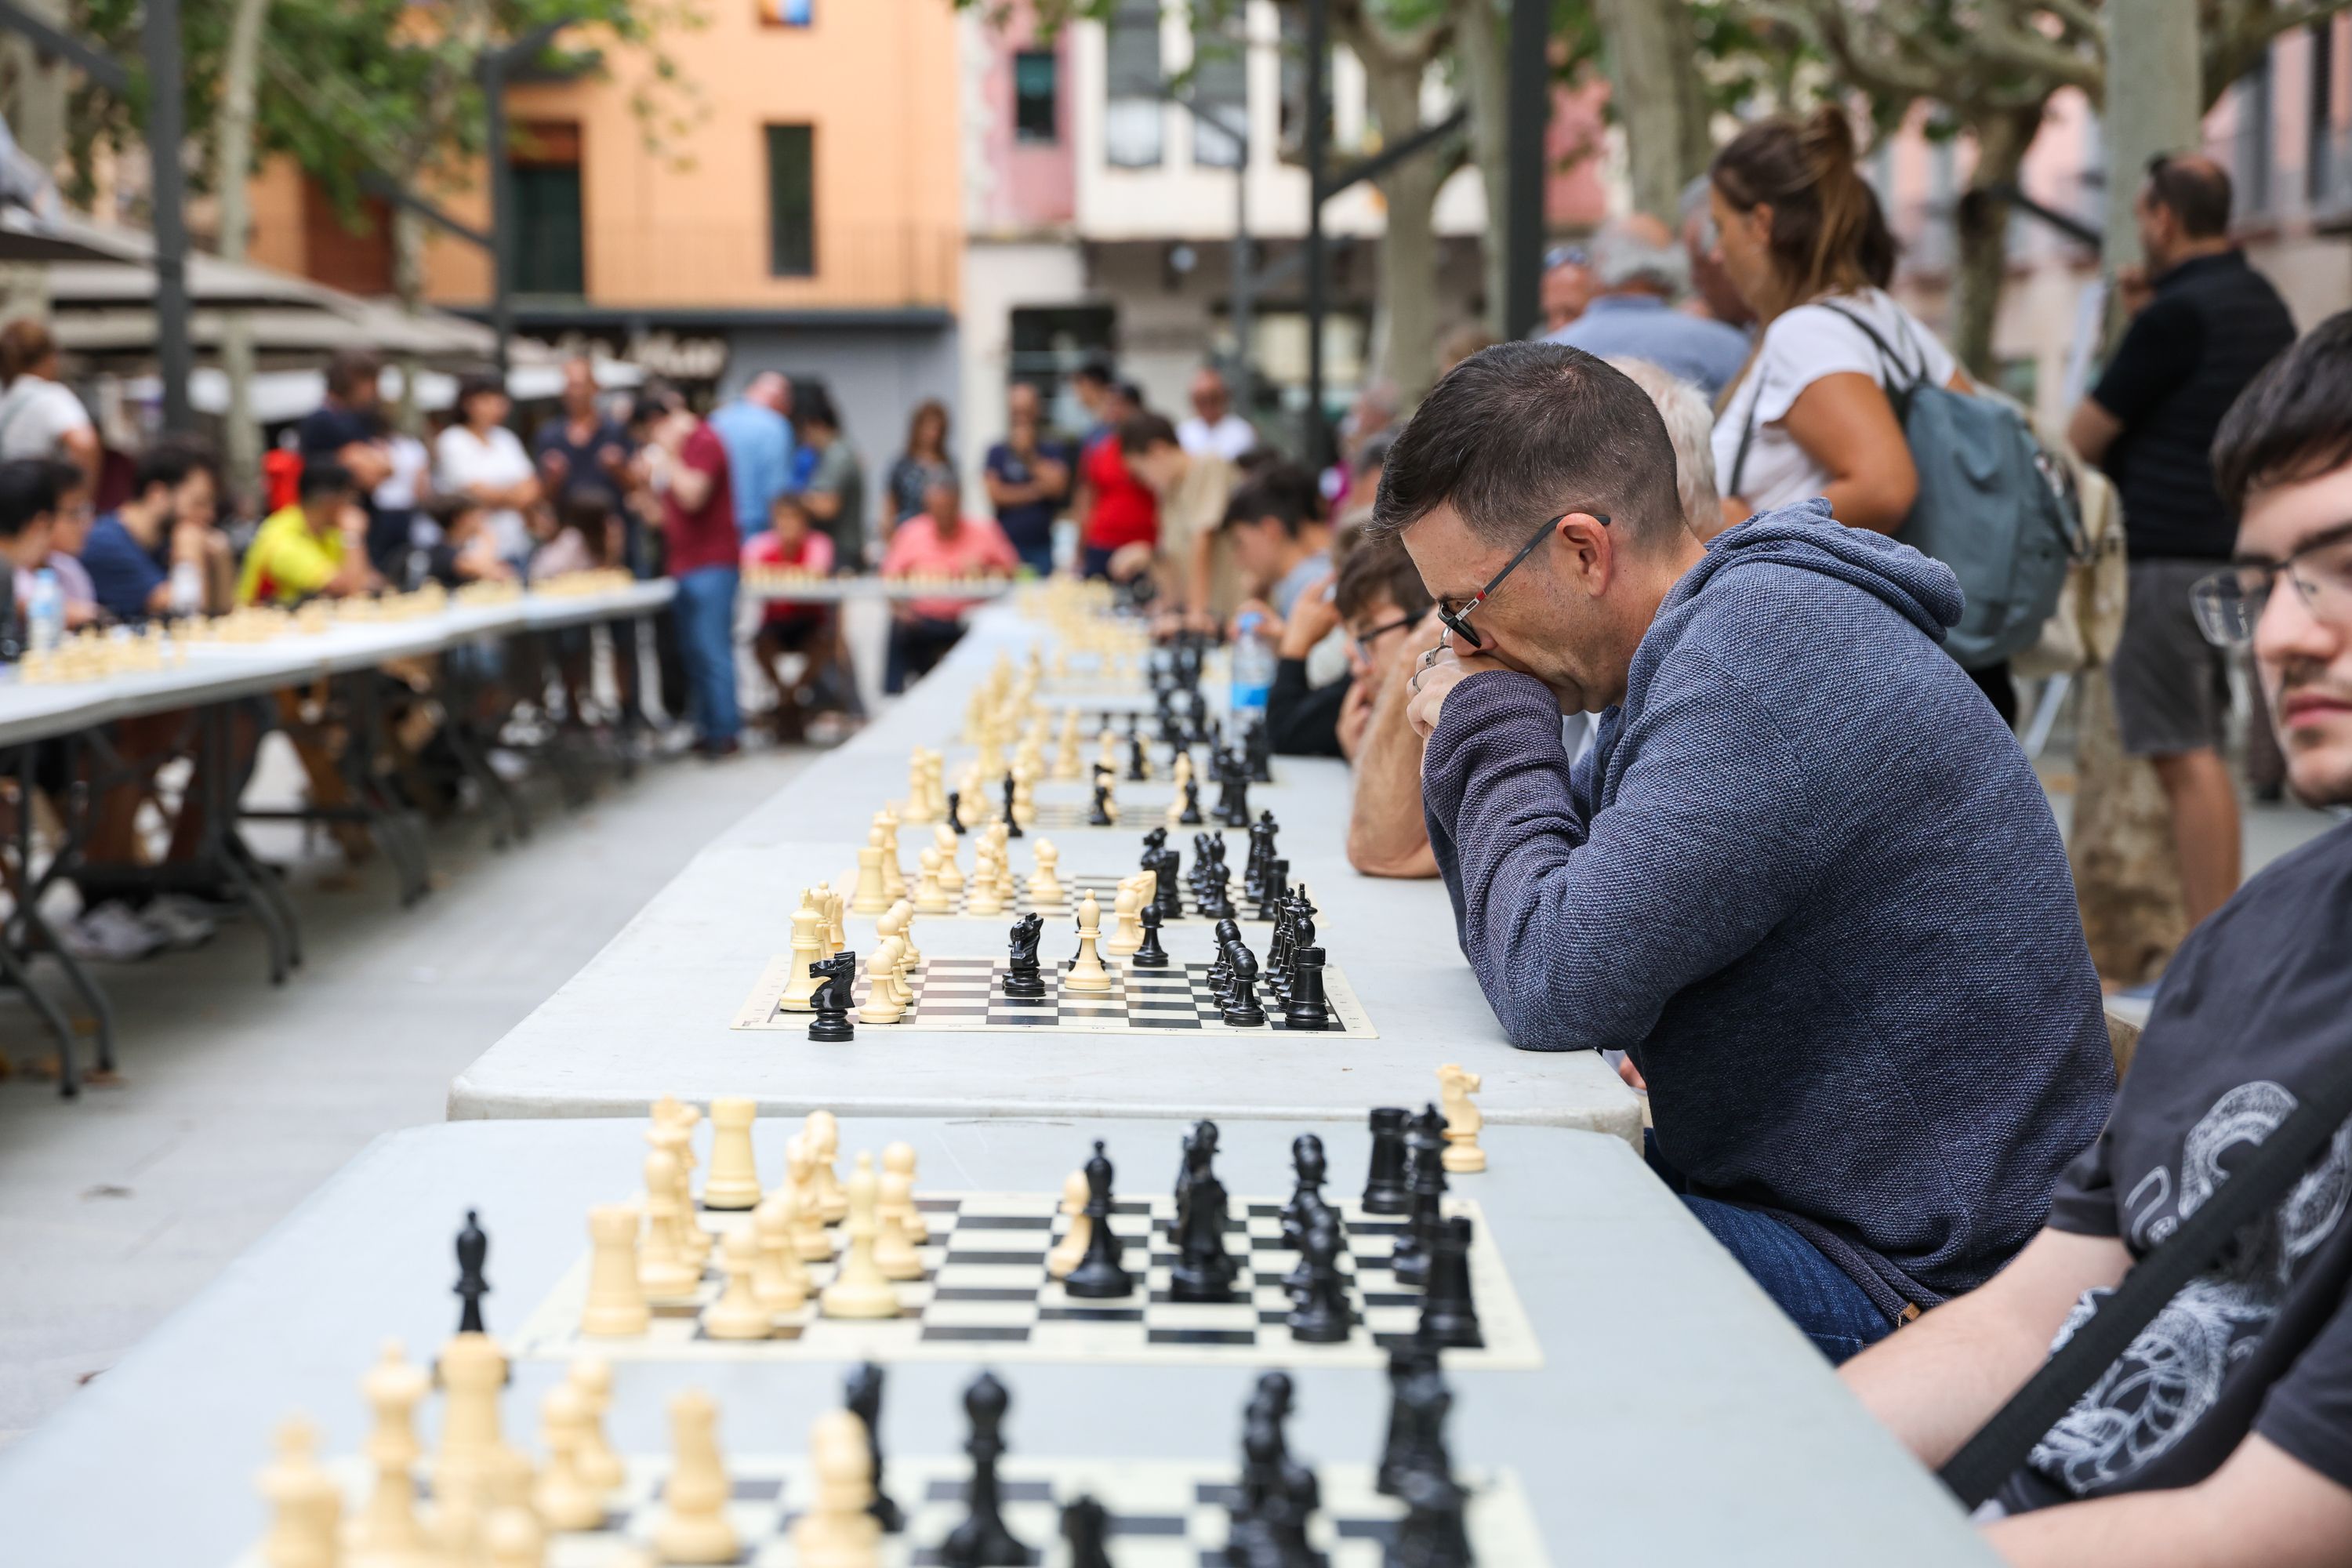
2067, 153, 2296, 933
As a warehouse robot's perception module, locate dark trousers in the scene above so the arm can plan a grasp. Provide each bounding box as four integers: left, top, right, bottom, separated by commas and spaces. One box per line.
1965, 659, 2017, 729
885, 615, 967, 694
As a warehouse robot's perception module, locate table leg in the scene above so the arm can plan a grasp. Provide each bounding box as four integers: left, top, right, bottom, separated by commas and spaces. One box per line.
7, 740, 89, 1094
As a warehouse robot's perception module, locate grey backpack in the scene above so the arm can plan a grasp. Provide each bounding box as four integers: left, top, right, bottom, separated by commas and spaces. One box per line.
1818, 303, 2087, 670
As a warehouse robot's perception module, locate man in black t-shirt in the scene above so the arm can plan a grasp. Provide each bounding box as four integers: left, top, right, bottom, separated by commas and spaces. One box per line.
2067, 155, 2296, 934
296, 348, 401, 573
1851, 314, 2352, 1565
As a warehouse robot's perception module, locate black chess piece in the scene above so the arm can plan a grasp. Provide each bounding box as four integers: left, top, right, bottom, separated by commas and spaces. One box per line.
1383, 1367, 1471, 1568
1155, 848, 1184, 921
1127, 728, 1150, 782
1170, 1123, 1237, 1302
1283, 947, 1333, 1033
1065, 1140, 1134, 1299
807, 951, 858, 1043
1221, 946, 1268, 1028
1004, 914, 1047, 999
1131, 903, 1171, 968
1220, 760, 1251, 829
1178, 775, 1204, 825
1256, 859, 1292, 925
1246, 717, 1274, 784
1416, 1215, 1484, 1350
1242, 816, 1270, 902
1139, 825, 1168, 868
1363, 1107, 1413, 1215
1060, 1495, 1114, 1568
1377, 1344, 1444, 1498
1199, 862, 1236, 922
843, 1362, 903, 1532
945, 788, 965, 835
1282, 1134, 1343, 1297
940, 1371, 1028, 1567
454, 1209, 489, 1335
1388, 1107, 1449, 1287
1285, 1213, 1352, 1344
1087, 781, 1114, 827
1001, 772, 1023, 838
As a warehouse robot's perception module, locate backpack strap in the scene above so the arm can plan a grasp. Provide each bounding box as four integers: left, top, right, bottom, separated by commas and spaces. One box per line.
1817, 299, 1930, 397
1938, 1036, 2352, 1509
1726, 358, 1769, 500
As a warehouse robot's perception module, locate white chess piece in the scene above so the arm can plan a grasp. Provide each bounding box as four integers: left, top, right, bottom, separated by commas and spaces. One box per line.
1044, 1169, 1091, 1279
581, 1202, 652, 1336
818, 1155, 901, 1319
567, 1356, 626, 1494
637, 1152, 702, 1301
702, 1227, 776, 1339
872, 1158, 924, 1281
754, 1186, 811, 1312
965, 840, 1004, 915
851, 838, 891, 916
891, 902, 924, 970
807, 1111, 850, 1224
1063, 893, 1115, 993
882, 1142, 928, 1243
913, 847, 953, 913
857, 936, 909, 1025
877, 809, 907, 901
791, 1409, 882, 1567
1026, 840, 1065, 907
1438, 1062, 1488, 1173
931, 823, 966, 892
431, 1330, 513, 1501
702, 1097, 762, 1210
653, 1390, 739, 1565
784, 1136, 834, 1261
257, 1414, 342, 1568
349, 1341, 429, 1559
482, 1508, 543, 1568
1103, 882, 1145, 958
990, 824, 1017, 902
779, 891, 826, 1012
532, 1382, 606, 1530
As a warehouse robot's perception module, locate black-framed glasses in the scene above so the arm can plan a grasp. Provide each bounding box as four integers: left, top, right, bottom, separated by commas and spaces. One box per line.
1435, 511, 1607, 650
1347, 613, 1417, 662
2190, 519, 2352, 648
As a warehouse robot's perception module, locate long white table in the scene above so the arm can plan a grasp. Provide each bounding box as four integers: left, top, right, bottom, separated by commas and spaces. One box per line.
452, 607, 1640, 1138
0, 1116, 1995, 1566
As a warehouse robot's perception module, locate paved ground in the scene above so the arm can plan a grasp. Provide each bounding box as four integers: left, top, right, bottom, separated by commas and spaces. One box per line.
0, 735, 811, 1446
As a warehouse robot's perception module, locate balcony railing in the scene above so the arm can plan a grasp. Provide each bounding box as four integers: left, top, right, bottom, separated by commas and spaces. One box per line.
517, 221, 959, 311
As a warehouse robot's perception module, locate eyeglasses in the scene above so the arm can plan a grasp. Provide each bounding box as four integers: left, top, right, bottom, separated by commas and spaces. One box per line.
1435, 511, 1606, 651
1347, 613, 1417, 662
2190, 520, 2352, 648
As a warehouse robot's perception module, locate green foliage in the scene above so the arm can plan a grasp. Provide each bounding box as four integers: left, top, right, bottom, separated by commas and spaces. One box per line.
64, 0, 702, 219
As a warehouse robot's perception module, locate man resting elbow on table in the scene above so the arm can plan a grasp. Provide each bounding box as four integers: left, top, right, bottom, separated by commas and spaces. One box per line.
1369, 342, 2115, 1360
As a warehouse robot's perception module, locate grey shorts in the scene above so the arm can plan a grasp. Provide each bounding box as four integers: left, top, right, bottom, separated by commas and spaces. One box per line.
2113, 557, 2232, 757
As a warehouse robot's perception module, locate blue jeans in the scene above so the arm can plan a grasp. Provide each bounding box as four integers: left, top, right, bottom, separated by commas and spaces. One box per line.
1646, 1131, 1893, 1363
1008, 535, 1054, 576
670, 565, 741, 744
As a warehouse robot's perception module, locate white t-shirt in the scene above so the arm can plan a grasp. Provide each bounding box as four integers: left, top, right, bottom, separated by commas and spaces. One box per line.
434, 423, 535, 561
1709, 288, 1958, 514
0, 376, 92, 463
1177, 413, 1257, 463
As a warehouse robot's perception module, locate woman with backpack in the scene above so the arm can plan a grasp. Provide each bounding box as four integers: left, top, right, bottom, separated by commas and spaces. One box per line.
1704, 110, 2027, 724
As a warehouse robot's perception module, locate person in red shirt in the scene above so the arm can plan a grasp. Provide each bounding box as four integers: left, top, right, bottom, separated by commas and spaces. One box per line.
741, 492, 839, 742
634, 390, 742, 755
1075, 379, 1157, 580
880, 474, 1018, 690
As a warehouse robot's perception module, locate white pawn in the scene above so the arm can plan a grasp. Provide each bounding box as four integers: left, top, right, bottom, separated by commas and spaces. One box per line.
791, 1409, 882, 1568
1026, 840, 1065, 907
582, 1202, 652, 1337
784, 1136, 833, 1261
990, 824, 1017, 902
1063, 893, 1114, 993
931, 824, 965, 892
872, 1158, 924, 1281
483, 1508, 544, 1568
350, 1341, 429, 1559
779, 891, 826, 1012
1044, 1169, 1091, 1279
638, 1152, 702, 1301
567, 1356, 626, 1494
654, 1390, 739, 1565
818, 1154, 900, 1319
877, 810, 907, 901
913, 846, 953, 913
965, 840, 1004, 915
702, 1228, 775, 1339
754, 1186, 811, 1312
807, 1110, 850, 1224
1103, 881, 1144, 958
851, 839, 891, 916
857, 936, 908, 1025
702, 1096, 762, 1210
891, 902, 924, 970
258, 1414, 341, 1568
882, 1142, 929, 1243
532, 1382, 606, 1530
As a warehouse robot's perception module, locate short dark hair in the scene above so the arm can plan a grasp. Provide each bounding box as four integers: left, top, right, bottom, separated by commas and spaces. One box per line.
0, 457, 59, 538
2212, 310, 2352, 514
1074, 359, 1115, 389
1116, 380, 1146, 408
559, 485, 613, 535
1334, 532, 1434, 622
2146, 153, 2233, 240
325, 348, 381, 399
1365, 342, 1686, 550
456, 372, 506, 415
795, 383, 840, 431
1118, 412, 1180, 455
299, 459, 356, 503
426, 492, 481, 534
1222, 462, 1324, 538
133, 437, 218, 498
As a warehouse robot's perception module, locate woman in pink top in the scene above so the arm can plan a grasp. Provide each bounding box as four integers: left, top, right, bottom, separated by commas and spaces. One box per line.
880, 474, 1018, 691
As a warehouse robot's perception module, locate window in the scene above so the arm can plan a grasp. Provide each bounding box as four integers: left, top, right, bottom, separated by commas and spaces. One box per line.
765, 124, 815, 278
1191, 19, 1247, 168
509, 120, 583, 296
760, 0, 812, 25
1105, 0, 1163, 168
1014, 50, 1058, 143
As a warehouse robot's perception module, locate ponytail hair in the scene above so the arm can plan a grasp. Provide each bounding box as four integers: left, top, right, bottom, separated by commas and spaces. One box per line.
1709, 105, 1896, 314
0, 318, 56, 386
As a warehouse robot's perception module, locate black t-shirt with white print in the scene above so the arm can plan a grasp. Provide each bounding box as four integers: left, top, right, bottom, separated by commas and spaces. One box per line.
1997, 818, 2352, 1513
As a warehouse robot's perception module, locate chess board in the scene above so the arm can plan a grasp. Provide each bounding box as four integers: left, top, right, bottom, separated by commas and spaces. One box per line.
512, 1191, 1541, 1370
236, 1455, 1548, 1566
732, 956, 1377, 1038
878, 877, 1277, 927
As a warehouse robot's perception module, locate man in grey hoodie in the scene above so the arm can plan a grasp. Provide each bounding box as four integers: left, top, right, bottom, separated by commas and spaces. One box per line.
1368, 342, 2114, 1362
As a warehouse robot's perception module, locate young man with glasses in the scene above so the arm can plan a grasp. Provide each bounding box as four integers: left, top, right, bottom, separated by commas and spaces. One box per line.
1369, 342, 2114, 1360
1262, 534, 1433, 760
1835, 314, 2352, 1568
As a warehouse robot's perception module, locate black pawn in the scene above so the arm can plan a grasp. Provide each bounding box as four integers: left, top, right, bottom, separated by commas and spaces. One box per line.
844, 1361, 903, 1532
1155, 848, 1184, 920
1416, 1216, 1483, 1350
1087, 782, 1114, 827
1221, 947, 1267, 1028
1362, 1108, 1412, 1215
1127, 729, 1150, 782
1283, 947, 1332, 1033
1285, 1213, 1352, 1344
940, 1371, 1027, 1567
1178, 777, 1203, 826
1131, 904, 1171, 968
1389, 1108, 1448, 1287
946, 788, 965, 835
1061, 1495, 1114, 1568
1065, 1140, 1134, 1299
1377, 1343, 1443, 1497
454, 1209, 489, 1335
1001, 773, 1023, 837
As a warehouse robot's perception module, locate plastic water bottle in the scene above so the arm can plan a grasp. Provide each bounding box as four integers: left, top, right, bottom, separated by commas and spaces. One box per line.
169, 560, 204, 616
1230, 610, 1274, 727
26, 567, 64, 654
